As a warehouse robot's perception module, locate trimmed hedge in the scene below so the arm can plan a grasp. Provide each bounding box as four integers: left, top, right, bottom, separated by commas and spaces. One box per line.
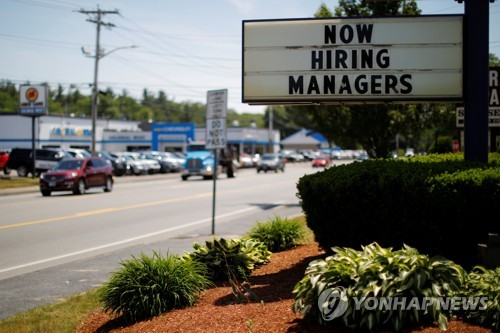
296, 153, 500, 268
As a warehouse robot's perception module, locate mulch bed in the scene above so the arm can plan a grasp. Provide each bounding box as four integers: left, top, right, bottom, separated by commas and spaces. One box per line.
76, 242, 495, 333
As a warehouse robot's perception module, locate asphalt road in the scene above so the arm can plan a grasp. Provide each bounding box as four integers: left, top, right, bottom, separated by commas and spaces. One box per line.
0, 162, 352, 319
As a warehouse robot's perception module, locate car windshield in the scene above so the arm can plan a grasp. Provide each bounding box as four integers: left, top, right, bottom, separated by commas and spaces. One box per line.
262, 155, 277, 161
54, 160, 83, 170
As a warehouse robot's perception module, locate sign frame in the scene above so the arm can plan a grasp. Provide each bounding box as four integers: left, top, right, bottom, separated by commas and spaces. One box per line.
242, 15, 464, 105
19, 84, 49, 116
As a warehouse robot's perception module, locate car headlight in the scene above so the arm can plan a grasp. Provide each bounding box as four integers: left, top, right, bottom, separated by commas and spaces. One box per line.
64, 172, 78, 179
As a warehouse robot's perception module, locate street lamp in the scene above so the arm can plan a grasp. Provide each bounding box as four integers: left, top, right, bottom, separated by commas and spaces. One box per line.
82, 44, 137, 155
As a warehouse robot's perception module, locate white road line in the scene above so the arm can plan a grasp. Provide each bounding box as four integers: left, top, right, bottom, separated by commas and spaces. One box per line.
0, 206, 260, 275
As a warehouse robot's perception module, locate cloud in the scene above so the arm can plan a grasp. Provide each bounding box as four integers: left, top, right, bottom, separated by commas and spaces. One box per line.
227, 0, 256, 14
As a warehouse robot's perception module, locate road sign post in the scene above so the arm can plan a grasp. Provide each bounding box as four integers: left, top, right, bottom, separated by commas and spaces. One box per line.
206, 89, 228, 235
19, 84, 48, 178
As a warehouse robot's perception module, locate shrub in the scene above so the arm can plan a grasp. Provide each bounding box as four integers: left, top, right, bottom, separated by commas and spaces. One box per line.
245, 215, 306, 252
296, 153, 500, 268
292, 243, 466, 331
456, 266, 500, 330
185, 237, 271, 281
99, 251, 211, 323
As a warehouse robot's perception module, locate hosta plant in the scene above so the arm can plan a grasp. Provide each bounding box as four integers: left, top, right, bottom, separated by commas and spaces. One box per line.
456, 266, 500, 331
185, 237, 271, 281
99, 251, 212, 323
245, 215, 306, 252
292, 242, 466, 331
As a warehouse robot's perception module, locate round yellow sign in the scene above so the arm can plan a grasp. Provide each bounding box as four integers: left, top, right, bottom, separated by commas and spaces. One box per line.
26, 88, 39, 102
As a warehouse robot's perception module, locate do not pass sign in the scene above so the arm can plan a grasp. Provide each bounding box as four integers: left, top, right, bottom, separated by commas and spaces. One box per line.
206, 89, 227, 149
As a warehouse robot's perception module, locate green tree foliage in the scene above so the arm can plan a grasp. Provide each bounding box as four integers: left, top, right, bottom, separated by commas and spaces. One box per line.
0, 83, 264, 128
335, 0, 421, 16
490, 53, 500, 66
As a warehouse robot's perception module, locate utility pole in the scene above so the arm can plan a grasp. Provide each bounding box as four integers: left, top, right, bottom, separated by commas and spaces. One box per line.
268, 105, 273, 153
79, 6, 119, 156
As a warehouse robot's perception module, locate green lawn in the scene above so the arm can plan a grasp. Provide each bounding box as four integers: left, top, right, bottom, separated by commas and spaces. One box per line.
0, 289, 100, 333
0, 177, 39, 189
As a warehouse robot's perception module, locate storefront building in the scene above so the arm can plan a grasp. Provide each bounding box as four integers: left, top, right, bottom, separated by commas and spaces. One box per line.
0, 113, 279, 154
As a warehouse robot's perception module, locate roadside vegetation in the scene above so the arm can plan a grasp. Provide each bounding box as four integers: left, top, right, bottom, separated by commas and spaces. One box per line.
0, 289, 100, 333
0, 216, 310, 333
0, 209, 498, 332
0, 177, 38, 189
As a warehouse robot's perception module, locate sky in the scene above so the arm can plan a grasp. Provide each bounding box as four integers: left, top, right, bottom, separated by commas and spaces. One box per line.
1, 0, 500, 115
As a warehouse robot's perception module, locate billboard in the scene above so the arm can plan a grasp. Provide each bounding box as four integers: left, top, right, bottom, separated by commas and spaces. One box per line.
242, 15, 463, 104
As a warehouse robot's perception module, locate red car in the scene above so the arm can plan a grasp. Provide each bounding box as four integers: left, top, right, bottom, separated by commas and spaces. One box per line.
311, 155, 330, 168
0, 150, 10, 175
39, 157, 113, 196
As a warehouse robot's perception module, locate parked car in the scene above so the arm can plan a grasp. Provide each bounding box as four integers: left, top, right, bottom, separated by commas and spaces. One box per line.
113, 152, 148, 175
64, 148, 91, 159
311, 155, 330, 168
239, 153, 255, 168
139, 151, 182, 173
6, 148, 68, 177
0, 150, 10, 175
256, 153, 286, 173
97, 150, 130, 176
132, 152, 161, 174
39, 157, 113, 196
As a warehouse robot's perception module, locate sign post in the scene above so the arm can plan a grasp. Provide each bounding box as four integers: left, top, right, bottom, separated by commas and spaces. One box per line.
19, 84, 48, 178
206, 89, 228, 235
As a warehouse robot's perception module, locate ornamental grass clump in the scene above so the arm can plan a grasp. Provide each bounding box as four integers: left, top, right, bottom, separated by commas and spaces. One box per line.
99, 251, 212, 323
245, 215, 306, 252
185, 237, 271, 281
292, 242, 466, 331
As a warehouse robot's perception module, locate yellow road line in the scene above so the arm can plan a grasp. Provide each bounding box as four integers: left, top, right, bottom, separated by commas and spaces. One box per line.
0, 181, 278, 231
0, 192, 211, 230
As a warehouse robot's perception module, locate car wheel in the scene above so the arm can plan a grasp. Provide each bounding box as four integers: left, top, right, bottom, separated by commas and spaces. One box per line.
3, 167, 11, 175
17, 165, 29, 177
74, 179, 86, 195
104, 177, 113, 192
181, 175, 188, 181
41, 190, 51, 196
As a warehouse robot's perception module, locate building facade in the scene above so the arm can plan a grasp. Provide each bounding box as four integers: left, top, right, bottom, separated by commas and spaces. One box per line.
0, 113, 280, 155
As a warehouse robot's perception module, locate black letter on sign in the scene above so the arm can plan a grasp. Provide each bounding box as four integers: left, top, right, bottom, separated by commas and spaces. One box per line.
340, 25, 354, 44
311, 50, 323, 70
307, 76, 321, 94
289, 76, 304, 94
385, 75, 398, 94
324, 75, 336, 94
400, 74, 413, 94
356, 24, 374, 43
339, 75, 352, 94
371, 75, 382, 94
324, 25, 336, 44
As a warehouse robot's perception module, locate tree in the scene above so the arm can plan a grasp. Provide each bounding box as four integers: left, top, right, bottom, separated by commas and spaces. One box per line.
490, 53, 500, 66
335, 0, 421, 16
